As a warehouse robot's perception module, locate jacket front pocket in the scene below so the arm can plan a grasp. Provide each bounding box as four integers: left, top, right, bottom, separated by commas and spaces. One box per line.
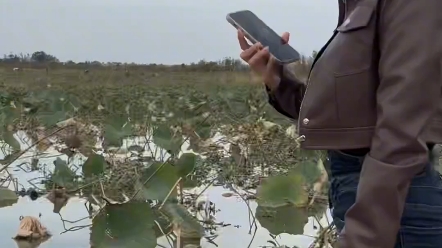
323, 3, 377, 76
299, 0, 379, 130
331, 3, 378, 126
335, 70, 377, 126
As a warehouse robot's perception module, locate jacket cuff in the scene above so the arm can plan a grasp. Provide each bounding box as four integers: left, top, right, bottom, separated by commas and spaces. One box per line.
338, 154, 409, 248
266, 76, 292, 98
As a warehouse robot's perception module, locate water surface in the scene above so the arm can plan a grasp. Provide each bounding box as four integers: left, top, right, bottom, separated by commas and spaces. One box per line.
0, 132, 331, 248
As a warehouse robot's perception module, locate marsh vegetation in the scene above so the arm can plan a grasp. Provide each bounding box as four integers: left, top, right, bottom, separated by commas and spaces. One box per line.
0, 54, 340, 248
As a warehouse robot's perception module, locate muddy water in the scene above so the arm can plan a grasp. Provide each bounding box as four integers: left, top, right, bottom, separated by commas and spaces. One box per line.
0, 133, 331, 248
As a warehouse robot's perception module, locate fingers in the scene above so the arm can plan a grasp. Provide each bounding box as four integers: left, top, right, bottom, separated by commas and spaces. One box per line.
266, 53, 274, 71
240, 42, 263, 62
281, 32, 290, 44
264, 54, 281, 88
248, 47, 270, 67
237, 29, 250, 50
266, 54, 277, 76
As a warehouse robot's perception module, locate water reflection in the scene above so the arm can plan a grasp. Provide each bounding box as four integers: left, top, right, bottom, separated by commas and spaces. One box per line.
0, 188, 331, 248
158, 186, 332, 248
0, 132, 333, 248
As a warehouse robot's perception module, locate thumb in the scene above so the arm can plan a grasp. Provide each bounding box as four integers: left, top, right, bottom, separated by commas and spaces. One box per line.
281, 32, 290, 44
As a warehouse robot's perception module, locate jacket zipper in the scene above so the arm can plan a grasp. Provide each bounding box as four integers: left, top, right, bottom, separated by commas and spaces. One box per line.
296, 0, 347, 137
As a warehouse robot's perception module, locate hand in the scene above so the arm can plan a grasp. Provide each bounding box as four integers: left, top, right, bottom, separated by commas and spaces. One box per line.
237, 29, 290, 90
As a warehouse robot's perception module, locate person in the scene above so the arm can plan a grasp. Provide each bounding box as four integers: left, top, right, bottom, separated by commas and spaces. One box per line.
236, 0, 442, 247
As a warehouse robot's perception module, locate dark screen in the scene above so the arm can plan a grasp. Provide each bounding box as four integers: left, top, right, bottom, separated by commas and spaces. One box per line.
228, 10, 300, 63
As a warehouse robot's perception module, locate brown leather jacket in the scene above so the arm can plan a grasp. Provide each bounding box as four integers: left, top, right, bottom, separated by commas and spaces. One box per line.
267, 0, 442, 247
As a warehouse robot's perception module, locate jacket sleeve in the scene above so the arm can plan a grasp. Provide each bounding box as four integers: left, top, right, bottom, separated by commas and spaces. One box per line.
266, 65, 306, 120
339, 0, 442, 247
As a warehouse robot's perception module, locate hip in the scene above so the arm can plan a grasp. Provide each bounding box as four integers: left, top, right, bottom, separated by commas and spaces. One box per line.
327, 150, 442, 247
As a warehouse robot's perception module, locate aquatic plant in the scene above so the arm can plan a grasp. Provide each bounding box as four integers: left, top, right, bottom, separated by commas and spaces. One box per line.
0, 81, 335, 247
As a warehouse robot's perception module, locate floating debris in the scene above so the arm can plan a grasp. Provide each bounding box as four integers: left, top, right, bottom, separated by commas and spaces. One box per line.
17, 188, 42, 201
221, 192, 233, 198
14, 216, 51, 240
46, 188, 70, 213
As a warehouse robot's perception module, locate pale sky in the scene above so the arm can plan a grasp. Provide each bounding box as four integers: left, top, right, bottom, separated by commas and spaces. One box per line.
1, 0, 338, 64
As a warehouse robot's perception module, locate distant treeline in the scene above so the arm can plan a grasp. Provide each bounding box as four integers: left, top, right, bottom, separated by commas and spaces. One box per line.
0, 50, 317, 72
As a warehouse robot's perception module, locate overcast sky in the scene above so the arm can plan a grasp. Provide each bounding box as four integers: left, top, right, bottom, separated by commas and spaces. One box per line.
1, 0, 338, 64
